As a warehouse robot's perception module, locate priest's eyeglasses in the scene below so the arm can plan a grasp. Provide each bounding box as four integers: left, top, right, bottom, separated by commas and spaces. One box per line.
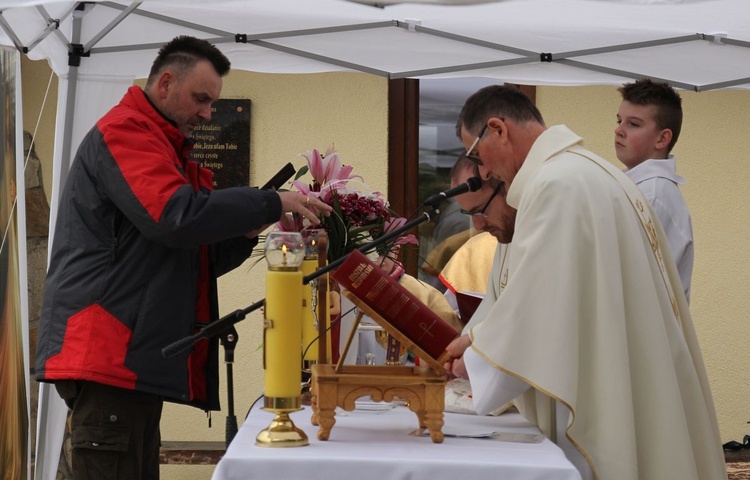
465, 124, 488, 166
460, 182, 501, 217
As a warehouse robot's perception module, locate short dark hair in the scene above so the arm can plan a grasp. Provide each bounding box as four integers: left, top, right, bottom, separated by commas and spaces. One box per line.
456, 85, 545, 138
449, 154, 499, 191
449, 154, 479, 184
147, 36, 231, 83
619, 78, 682, 154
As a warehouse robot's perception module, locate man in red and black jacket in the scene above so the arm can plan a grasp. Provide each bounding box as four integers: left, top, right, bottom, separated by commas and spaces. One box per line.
35, 36, 330, 480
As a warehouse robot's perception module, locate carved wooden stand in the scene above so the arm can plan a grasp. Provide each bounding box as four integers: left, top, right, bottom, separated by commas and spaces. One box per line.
310, 364, 446, 443
310, 291, 448, 443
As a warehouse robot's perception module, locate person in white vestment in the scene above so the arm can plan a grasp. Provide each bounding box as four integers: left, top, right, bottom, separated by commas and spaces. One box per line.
444, 85, 727, 480
616, 78, 694, 301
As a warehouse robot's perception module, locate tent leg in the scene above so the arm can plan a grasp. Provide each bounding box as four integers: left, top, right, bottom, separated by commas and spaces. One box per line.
33, 12, 81, 480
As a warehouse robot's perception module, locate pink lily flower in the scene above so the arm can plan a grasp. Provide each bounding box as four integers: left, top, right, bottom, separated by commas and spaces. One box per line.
385, 217, 418, 246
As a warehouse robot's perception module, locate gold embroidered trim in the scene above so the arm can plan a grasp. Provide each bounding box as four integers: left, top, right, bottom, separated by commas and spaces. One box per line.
567, 149, 681, 324
472, 347, 602, 480
499, 245, 510, 290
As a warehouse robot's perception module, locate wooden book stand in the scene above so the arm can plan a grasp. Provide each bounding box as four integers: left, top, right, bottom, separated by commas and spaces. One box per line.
310, 289, 447, 443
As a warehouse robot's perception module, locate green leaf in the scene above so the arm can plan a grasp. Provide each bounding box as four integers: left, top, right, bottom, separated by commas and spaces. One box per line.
295, 165, 309, 180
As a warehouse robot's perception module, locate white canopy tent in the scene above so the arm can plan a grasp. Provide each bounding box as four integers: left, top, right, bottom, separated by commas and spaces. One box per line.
2, 0, 749, 196
2, 0, 750, 87
1, 0, 748, 478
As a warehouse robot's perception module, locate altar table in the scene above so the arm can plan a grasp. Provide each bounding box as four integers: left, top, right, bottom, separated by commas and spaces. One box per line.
211, 402, 581, 480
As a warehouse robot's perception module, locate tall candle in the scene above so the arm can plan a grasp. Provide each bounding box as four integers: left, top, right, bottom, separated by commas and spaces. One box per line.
300, 258, 318, 362
264, 267, 303, 398
263, 232, 305, 400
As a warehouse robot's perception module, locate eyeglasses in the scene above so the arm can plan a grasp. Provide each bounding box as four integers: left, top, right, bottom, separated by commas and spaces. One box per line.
460, 182, 502, 217
464, 124, 488, 166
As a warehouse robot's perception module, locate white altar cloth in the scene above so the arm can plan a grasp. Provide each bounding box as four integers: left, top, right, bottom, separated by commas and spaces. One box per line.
212, 403, 581, 480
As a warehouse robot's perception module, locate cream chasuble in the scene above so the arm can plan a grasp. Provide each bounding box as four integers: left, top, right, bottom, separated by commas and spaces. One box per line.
399, 273, 462, 332
439, 232, 500, 294
467, 126, 726, 480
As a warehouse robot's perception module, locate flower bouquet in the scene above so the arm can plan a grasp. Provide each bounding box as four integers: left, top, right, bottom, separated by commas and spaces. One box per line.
276, 145, 418, 365
279, 145, 417, 263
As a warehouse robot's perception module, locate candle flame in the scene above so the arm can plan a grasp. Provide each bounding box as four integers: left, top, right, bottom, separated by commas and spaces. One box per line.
281, 244, 288, 265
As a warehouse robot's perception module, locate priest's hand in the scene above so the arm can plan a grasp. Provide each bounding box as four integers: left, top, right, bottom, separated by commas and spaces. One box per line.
446, 334, 472, 357
447, 356, 469, 380
444, 335, 472, 380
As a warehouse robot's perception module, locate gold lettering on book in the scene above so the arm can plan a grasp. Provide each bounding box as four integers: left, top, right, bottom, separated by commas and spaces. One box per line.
366, 278, 388, 301
385, 293, 409, 319
349, 263, 374, 289
367, 278, 398, 305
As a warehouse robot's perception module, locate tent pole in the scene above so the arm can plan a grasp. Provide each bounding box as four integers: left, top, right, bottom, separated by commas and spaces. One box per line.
552, 34, 700, 60
405, 23, 536, 57
252, 39, 391, 77
35, 11, 83, 480
392, 56, 536, 79
82, 1, 142, 52
556, 58, 697, 91
24, 5, 78, 54
58, 17, 81, 190
697, 77, 750, 92
0, 13, 25, 52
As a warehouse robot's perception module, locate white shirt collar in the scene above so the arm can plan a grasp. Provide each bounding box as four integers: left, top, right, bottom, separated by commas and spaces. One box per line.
624, 156, 685, 186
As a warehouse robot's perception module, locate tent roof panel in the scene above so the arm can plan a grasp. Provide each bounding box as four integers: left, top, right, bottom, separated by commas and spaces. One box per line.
575, 40, 750, 90
267, 27, 525, 75
2, 0, 750, 88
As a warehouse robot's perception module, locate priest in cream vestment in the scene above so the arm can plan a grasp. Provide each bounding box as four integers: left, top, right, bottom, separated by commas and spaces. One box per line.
446, 85, 726, 480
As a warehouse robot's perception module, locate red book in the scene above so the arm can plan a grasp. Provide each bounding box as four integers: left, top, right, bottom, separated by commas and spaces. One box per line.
333, 250, 459, 368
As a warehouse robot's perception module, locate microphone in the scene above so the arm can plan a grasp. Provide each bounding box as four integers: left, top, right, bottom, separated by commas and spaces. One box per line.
423, 177, 483, 206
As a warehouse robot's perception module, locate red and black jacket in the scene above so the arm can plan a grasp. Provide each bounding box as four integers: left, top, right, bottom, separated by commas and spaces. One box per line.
35, 86, 280, 410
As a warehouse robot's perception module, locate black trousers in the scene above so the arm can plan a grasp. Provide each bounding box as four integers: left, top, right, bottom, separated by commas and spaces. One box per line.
55, 381, 164, 480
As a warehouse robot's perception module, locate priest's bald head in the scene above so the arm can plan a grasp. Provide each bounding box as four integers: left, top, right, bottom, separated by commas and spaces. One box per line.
455, 85, 546, 192
449, 155, 516, 244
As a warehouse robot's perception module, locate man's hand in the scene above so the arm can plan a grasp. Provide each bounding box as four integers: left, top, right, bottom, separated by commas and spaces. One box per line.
278, 192, 332, 226
444, 334, 472, 380
244, 193, 333, 239
446, 334, 472, 358
446, 357, 469, 380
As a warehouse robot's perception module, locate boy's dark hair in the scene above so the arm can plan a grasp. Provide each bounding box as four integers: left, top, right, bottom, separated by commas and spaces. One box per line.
148, 36, 231, 83
456, 85, 545, 138
619, 78, 682, 154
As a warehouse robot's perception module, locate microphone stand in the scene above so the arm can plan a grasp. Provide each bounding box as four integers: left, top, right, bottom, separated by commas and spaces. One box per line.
160, 205, 442, 444
161, 300, 264, 447
163, 206, 441, 357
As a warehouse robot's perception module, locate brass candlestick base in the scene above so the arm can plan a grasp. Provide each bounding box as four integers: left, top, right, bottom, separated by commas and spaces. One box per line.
256, 397, 309, 448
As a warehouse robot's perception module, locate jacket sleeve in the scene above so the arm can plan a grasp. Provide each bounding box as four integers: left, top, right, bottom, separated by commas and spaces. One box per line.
212, 235, 260, 277
93, 118, 281, 247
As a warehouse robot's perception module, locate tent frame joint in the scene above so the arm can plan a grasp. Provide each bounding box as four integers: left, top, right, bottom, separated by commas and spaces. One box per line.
68, 43, 89, 67
235, 33, 247, 44
540, 52, 552, 63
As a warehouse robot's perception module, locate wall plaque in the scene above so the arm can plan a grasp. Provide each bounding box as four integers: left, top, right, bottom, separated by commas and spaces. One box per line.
190, 98, 251, 189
